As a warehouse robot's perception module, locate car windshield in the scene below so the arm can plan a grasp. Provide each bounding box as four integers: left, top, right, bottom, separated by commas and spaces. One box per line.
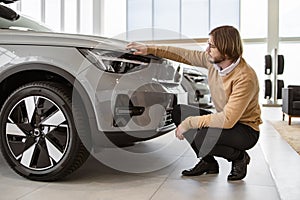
0, 12, 52, 32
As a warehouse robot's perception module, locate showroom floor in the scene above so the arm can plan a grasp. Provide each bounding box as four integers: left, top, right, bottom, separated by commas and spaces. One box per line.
0, 107, 299, 200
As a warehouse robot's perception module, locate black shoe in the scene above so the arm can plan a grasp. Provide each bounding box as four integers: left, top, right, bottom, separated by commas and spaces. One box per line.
227, 152, 250, 181
182, 159, 219, 176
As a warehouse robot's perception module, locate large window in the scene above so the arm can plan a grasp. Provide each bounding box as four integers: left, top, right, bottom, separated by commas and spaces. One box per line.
240, 0, 267, 39
21, 0, 42, 22
279, 42, 300, 86
80, 0, 93, 35
127, 0, 152, 41
181, 0, 209, 38
7, 0, 94, 35
64, 0, 77, 33
153, 0, 180, 39
103, 0, 126, 39
210, 0, 240, 29
279, 0, 300, 37
127, 0, 241, 41
45, 0, 61, 31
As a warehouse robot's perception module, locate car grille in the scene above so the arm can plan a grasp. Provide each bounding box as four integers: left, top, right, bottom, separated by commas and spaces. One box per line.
159, 108, 174, 128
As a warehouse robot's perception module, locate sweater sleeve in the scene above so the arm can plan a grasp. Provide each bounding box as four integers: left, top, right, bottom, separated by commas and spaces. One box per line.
147, 45, 210, 68
181, 68, 259, 130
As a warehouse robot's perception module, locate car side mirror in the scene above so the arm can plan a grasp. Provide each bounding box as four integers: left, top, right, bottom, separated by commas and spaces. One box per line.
0, 4, 19, 21
1, 0, 19, 4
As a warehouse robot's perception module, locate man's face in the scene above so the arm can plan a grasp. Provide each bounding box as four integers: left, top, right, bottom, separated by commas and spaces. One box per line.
206, 36, 226, 64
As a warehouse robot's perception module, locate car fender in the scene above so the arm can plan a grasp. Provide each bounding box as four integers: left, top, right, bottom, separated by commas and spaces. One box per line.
0, 61, 99, 142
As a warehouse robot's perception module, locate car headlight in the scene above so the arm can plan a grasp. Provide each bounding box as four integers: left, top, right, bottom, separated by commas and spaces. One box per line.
78, 48, 150, 74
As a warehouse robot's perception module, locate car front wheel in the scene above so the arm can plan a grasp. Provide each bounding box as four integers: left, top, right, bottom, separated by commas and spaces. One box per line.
0, 81, 90, 181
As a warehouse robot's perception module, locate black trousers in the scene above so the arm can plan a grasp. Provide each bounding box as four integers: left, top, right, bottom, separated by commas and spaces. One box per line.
172, 104, 259, 162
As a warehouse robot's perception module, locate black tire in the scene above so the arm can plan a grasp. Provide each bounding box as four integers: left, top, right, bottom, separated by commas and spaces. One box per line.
0, 81, 90, 181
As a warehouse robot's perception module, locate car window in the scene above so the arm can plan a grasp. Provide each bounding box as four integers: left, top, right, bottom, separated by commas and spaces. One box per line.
0, 15, 52, 32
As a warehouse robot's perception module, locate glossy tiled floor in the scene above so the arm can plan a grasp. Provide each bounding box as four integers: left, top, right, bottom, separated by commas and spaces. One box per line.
0, 107, 299, 200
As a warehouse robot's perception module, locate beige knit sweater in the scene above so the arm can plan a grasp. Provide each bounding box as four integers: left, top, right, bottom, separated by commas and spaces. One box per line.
147, 46, 262, 131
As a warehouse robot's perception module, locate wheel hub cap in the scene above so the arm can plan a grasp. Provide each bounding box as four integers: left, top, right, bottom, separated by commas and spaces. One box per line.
5, 96, 70, 170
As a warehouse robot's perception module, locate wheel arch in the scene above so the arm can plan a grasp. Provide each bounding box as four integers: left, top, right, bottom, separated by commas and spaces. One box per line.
0, 63, 98, 142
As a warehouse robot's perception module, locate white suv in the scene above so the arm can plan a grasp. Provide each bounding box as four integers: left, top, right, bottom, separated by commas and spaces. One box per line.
0, 2, 187, 181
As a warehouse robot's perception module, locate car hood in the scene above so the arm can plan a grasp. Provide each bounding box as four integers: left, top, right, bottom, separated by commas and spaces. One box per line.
0, 29, 129, 51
